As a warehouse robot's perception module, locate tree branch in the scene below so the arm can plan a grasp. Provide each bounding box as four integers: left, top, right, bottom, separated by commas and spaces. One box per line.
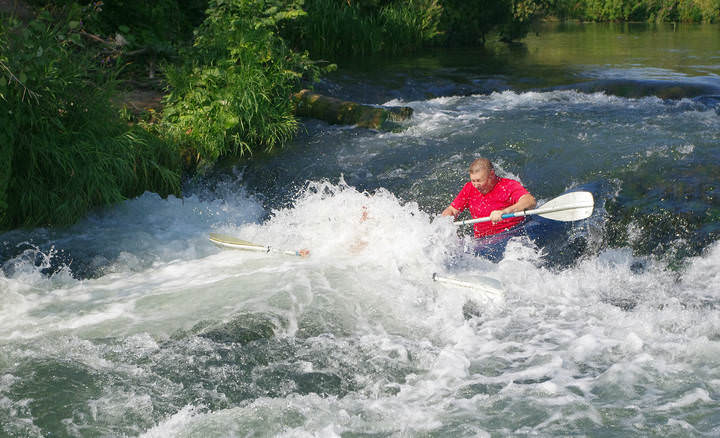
0, 60, 40, 103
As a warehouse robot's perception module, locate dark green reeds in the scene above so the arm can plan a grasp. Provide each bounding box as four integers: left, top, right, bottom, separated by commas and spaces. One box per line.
285, 0, 443, 58
0, 8, 180, 229
161, 0, 323, 163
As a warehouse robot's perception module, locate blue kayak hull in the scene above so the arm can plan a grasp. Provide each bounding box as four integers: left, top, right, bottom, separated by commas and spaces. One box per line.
473, 215, 575, 262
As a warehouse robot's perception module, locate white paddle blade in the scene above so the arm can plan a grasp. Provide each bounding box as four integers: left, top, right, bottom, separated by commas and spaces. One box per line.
453, 191, 595, 226
209, 233, 271, 253
432, 273, 504, 297
209, 233, 265, 248
534, 191, 594, 222
209, 233, 308, 257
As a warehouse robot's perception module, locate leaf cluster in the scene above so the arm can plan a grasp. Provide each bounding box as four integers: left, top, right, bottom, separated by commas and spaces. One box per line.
161, 0, 324, 163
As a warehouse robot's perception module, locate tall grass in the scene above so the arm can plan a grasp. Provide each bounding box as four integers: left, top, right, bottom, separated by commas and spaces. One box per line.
161, 0, 323, 163
0, 8, 180, 229
379, 0, 443, 50
285, 0, 443, 58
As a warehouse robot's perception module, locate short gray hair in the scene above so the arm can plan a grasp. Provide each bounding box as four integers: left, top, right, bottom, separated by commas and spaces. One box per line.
469, 158, 494, 174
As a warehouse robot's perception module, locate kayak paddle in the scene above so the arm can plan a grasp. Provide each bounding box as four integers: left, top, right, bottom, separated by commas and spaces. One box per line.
453, 191, 594, 226
209, 233, 309, 257
432, 273, 504, 297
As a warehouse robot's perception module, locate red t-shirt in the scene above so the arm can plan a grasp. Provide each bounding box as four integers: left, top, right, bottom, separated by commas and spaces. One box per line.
451, 178, 530, 237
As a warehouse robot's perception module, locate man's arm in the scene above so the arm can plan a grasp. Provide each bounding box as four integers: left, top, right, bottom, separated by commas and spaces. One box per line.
444, 184, 469, 217
489, 193, 537, 223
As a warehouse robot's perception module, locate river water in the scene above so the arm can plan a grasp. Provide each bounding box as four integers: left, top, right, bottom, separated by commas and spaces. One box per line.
2, 23, 720, 437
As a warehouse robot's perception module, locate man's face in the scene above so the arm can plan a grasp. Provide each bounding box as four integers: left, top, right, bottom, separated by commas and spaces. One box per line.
470, 169, 496, 194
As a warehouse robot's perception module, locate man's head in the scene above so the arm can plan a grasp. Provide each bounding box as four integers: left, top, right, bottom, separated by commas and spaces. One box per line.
468, 158, 497, 194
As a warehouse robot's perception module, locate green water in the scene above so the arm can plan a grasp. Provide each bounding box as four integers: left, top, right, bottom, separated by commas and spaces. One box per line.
524, 22, 720, 77
325, 22, 720, 102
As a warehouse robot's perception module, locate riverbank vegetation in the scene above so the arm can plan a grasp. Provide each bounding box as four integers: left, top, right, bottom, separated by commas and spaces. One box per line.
162, 0, 323, 164
282, 0, 443, 56
2, 0, 719, 230
552, 0, 720, 23
0, 6, 180, 229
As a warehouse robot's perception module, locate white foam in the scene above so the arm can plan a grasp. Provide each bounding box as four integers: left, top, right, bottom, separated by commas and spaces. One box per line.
139, 405, 203, 438
1, 168, 719, 436
681, 240, 720, 297
656, 388, 713, 411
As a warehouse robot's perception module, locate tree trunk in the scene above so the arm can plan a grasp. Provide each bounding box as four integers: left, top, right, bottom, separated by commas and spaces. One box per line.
292, 89, 413, 130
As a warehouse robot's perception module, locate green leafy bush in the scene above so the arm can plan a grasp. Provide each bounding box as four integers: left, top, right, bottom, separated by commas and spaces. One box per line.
161, 0, 323, 162
581, 0, 634, 21
0, 8, 180, 229
554, 0, 720, 22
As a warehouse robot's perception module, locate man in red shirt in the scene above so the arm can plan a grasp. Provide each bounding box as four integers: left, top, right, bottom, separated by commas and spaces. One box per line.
442, 158, 536, 237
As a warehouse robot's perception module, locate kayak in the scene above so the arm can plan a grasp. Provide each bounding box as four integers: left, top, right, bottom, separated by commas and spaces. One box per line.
472, 215, 570, 261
